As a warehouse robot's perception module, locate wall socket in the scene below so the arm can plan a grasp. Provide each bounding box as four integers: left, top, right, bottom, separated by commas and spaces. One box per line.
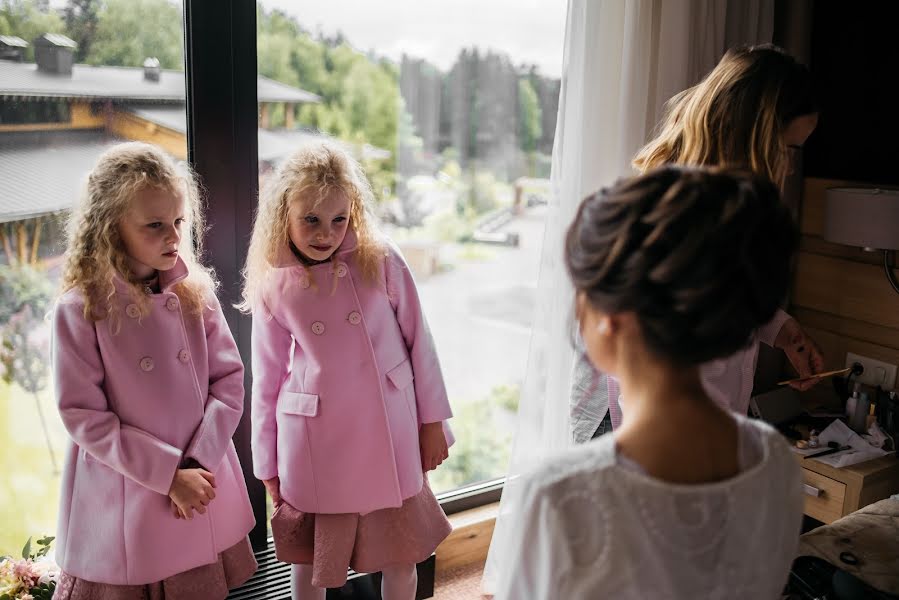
845, 352, 898, 389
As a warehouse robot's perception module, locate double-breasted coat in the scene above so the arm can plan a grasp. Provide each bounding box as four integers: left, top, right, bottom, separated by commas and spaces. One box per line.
51, 259, 255, 585
251, 232, 453, 515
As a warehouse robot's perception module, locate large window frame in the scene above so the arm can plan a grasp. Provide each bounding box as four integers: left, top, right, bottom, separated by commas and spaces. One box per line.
183, 0, 503, 552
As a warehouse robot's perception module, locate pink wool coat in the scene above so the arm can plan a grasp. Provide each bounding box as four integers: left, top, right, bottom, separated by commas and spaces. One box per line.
251, 232, 453, 516
51, 258, 255, 585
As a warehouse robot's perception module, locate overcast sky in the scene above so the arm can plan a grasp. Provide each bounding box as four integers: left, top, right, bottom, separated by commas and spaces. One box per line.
261, 0, 568, 78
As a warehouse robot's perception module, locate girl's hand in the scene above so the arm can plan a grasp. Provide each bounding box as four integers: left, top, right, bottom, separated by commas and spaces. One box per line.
419, 422, 449, 471
263, 476, 282, 508
775, 318, 826, 391
170, 499, 186, 519
168, 468, 217, 520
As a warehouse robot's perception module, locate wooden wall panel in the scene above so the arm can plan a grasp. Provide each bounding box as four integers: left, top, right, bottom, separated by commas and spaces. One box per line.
791, 178, 899, 385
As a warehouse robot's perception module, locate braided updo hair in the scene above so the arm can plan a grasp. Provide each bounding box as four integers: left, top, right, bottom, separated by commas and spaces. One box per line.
565, 166, 798, 366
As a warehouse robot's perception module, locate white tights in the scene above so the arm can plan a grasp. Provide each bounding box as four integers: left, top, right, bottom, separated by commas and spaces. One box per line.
290, 562, 417, 600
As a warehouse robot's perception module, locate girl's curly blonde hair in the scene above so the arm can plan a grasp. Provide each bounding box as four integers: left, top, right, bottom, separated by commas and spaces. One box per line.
238, 139, 385, 313
61, 142, 216, 325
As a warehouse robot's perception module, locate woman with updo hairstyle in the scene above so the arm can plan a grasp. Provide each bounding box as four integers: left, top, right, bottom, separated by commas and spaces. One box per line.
495, 167, 803, 600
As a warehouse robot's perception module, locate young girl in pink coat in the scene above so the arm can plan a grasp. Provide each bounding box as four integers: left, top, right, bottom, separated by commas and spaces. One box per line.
51, 142, 257, 599
240, 140, 453, 600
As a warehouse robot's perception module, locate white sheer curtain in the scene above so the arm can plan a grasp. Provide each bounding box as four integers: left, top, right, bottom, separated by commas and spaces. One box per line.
481, 0, 773, 594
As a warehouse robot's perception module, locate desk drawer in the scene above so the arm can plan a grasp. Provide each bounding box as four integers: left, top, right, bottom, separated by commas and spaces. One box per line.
801, 468, 846, 524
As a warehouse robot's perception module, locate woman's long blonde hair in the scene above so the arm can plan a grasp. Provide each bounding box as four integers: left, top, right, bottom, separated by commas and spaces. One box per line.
238, 139, 385, 313
633, 44, 817, 185
61, 142, 216, 323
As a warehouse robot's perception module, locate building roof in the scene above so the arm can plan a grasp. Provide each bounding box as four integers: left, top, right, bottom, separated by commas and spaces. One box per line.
0, 60, 321, 104
0, 130, 124, 223
124, 105, 391, 163
126, 105, 188, 133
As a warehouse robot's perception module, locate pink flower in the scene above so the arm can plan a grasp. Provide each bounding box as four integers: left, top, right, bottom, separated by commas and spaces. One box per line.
11, 559, 39, 589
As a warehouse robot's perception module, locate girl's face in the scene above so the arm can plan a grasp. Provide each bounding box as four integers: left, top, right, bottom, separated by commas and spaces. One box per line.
287, 187, 351, 262
118, 186, 186, 280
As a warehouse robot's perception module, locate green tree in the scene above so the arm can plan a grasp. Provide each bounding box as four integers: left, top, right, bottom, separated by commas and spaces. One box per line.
0, 0, 65, 61
518, 78, 543, 177
87, 0, 183, 69
257, 4, 403, 197
518, 78, 542, 157
64, 0, 99, 62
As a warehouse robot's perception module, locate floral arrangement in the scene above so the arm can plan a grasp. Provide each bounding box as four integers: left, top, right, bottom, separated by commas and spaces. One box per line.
0, 537, 58, 600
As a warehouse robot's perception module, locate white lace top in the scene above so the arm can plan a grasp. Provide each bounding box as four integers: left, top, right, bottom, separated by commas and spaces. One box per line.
495, 415, 803, 600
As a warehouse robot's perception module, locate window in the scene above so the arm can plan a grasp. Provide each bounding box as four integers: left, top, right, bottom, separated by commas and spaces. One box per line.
1, 0, 565, 557
0, 100, 69, 125
254, 1, 565, 505
0, 0, 187, 556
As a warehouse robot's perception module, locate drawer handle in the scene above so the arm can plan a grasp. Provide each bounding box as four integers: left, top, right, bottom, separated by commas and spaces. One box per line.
804, 483, 823, 497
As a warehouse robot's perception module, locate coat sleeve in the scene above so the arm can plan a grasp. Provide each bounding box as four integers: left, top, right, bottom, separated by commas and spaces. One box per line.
52, 299, 182, 495
569, 334, 609, 444
385, 244, 453, 426
250, 295, 293, 481
183, 296, 245, 471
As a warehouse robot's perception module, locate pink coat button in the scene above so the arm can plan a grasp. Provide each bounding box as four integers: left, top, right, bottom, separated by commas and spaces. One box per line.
348, 311, 362, 325
178, 349, 190, 363
125, 304, 140, 319
335, 263, 348, 278
311, 321, 326, 335
166, 297, 179, 311
139, 357, 154, 372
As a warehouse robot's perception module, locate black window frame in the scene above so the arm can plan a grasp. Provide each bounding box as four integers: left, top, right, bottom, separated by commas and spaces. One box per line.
183, 0, 503, 553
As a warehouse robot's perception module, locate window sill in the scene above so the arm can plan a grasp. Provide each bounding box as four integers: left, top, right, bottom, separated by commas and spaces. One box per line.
436, 500, 499, 575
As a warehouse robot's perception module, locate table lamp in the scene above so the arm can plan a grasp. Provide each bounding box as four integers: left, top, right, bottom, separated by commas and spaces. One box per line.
823, 187, 899, 295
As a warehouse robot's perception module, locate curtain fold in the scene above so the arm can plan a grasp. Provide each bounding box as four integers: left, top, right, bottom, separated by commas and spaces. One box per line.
481, 0, 773, 593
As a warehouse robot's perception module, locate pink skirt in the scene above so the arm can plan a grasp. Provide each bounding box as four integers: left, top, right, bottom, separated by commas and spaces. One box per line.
271, 477, 451, 588
54, 538, 256, 600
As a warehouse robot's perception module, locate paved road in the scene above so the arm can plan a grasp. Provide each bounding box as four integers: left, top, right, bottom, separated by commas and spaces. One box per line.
415, 206, 547, 404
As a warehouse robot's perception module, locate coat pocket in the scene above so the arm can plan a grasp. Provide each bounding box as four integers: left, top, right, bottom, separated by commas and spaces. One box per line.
278, 391, 320, 417
386, 359, 418, 427
386, 359, 414, 390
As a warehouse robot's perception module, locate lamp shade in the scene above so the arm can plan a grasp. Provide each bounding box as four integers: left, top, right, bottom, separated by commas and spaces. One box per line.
824, 187, 899, 250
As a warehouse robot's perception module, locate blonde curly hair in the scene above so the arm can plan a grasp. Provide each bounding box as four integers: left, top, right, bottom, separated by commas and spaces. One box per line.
238, 138, 385, 313
61, 142, 216, 325
632, 44, 816, 186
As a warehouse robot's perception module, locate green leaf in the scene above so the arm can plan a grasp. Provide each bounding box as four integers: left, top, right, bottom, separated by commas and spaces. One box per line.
21, 536, 32, 559
37, 535, 55, 546
1, 593, 12, 600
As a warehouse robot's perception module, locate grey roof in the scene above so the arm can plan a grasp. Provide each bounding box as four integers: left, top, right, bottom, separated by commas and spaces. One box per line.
0, 130, 123, 223
124, 106, 389, 163
126, 105, 188, 133
257, 128, 321, 163
259, 129, 392, 163
0, 60, 321, 103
